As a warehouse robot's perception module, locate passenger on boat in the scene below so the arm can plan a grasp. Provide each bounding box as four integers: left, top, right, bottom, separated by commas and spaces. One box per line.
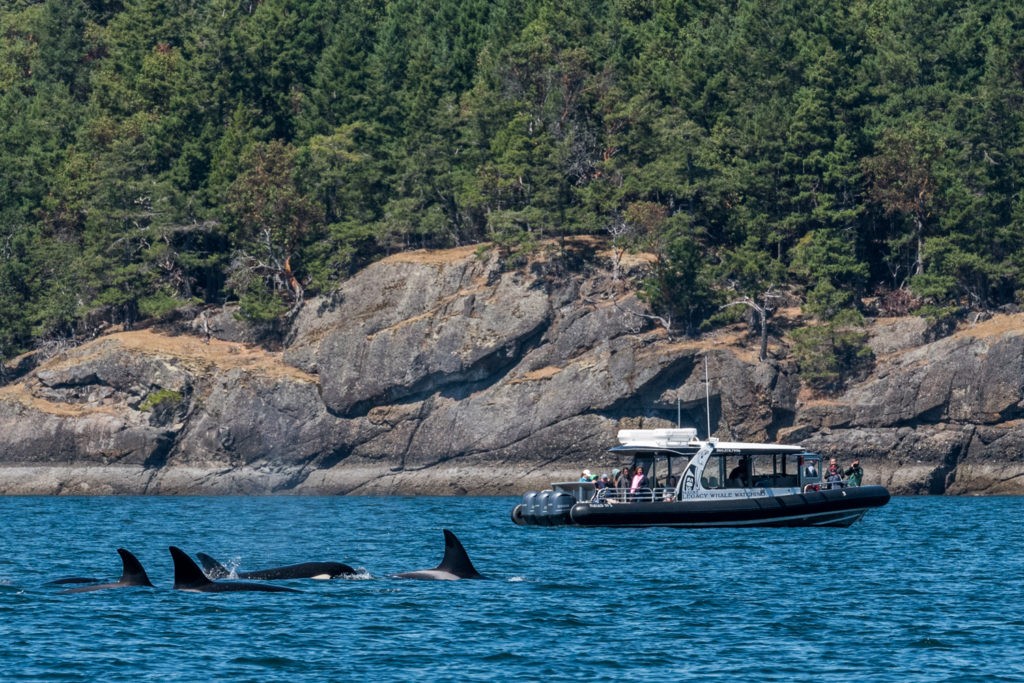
615, 467, 631, 490
844, 460, 863, 486
595, 474, 611, 490
825, 459, 844, 489
728, 456, 750, 487
804, 461, 819, 478
579, 469, 594, 482
629, 466, 649, 493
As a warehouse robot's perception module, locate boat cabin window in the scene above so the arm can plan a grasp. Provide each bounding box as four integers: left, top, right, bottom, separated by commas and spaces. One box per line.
702, 453, 805, 489
627, 452, 687, 489
701, 455, 727, 489
801, 455, 822, 483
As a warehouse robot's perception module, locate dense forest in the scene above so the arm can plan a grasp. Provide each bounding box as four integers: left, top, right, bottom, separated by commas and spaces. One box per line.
2, 0, 1023, 387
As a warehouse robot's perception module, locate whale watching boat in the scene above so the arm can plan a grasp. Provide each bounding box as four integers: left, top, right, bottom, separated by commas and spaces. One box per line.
511, 428, 890, 528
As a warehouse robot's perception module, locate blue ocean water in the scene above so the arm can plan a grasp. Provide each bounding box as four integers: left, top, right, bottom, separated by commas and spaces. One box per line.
0, 495, 1021, 682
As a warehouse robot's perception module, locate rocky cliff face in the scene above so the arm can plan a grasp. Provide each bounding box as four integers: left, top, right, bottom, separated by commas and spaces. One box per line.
2, 243, 1022, 495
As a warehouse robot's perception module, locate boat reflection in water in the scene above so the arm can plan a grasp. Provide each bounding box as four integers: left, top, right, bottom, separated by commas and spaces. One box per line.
511, 428, 890, 528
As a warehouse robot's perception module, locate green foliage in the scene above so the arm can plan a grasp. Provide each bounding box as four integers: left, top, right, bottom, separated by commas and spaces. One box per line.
224, 139, 322, 312
715, 241, 788, 299
791, 310, 874, 394
137, 290, 186, 319
235, 281, 289, 324
487, 208, 542, 268
3, 0, 1024, 358
0, 222, 34, 358
639, 222, 716, 335
910, 234, 1010, 309
790, 228, 869, 319
138, 388, 183, 413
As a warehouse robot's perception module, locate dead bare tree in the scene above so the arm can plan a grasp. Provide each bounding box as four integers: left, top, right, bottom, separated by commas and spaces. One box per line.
580, 289, 671, 335
720, 290, 783, 361
605, 215, 637, 282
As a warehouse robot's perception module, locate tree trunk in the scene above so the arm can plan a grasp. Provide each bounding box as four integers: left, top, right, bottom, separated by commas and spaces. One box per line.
758, 306, 768, 361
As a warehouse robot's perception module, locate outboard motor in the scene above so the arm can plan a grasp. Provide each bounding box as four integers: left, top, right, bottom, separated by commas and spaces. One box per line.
541, 490, 575, 525
539, 490, 557, 525
511, 491, 540, 526
512, 489, 575, 526
552, 491, 576, 523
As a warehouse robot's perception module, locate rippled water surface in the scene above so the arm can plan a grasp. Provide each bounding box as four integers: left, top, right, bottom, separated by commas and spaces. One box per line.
0, 495, 1021, 681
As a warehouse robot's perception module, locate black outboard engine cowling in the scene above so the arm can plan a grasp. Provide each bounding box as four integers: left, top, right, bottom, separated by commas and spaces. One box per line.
513, 489, 576, 526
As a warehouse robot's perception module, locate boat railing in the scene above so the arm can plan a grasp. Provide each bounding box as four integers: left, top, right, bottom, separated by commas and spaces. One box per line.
593, 487, 677, 504
552, 481, 597, 500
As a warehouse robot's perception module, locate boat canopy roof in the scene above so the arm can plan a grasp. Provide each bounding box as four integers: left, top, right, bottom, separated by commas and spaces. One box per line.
610, 428, 808, 455
617, 428, 700, 448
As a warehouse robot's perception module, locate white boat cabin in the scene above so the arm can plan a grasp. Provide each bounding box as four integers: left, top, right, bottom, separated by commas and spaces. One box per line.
589, 428, 825, 502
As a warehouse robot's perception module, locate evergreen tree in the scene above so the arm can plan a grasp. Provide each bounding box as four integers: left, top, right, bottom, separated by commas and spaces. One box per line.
4, 0, 1024, 361
224, 140, 322, 319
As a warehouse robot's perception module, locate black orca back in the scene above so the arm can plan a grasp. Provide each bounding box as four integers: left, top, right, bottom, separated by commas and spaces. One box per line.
196, 553, 355, 580
236, 562, 357, 580
46, 577, 103, 586
170, 547, 299, 593
58, 548, 153, 594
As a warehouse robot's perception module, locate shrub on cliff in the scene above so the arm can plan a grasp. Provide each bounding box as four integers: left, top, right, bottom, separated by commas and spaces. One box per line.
791, 310, 874, 394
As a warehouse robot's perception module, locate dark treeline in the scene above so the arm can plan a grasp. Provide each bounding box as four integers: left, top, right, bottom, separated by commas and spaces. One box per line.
2, 0, 1023, 387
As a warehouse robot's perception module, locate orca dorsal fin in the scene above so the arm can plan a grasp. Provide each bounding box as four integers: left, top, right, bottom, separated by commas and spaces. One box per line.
117, 548, 153, 587
196, 553, 231, 579
435, 529, 481, 579
169, 546, 214, 589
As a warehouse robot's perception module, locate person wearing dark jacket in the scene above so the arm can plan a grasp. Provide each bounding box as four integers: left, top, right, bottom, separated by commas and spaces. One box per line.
615, 467, 631, 490
728, 456, 750, 487
844, 460, 863, 486
825, 458, 844, 489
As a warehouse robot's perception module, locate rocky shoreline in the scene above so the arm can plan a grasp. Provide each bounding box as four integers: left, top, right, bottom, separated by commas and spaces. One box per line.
2, 243, 1023, 496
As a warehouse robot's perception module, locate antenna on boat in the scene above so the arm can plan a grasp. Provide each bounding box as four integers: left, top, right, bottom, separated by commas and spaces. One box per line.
676, 395, 681, 428
704, 354, 712, 439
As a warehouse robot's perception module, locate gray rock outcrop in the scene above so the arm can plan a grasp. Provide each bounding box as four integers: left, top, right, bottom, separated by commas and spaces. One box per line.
2, 244, 1023, 495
